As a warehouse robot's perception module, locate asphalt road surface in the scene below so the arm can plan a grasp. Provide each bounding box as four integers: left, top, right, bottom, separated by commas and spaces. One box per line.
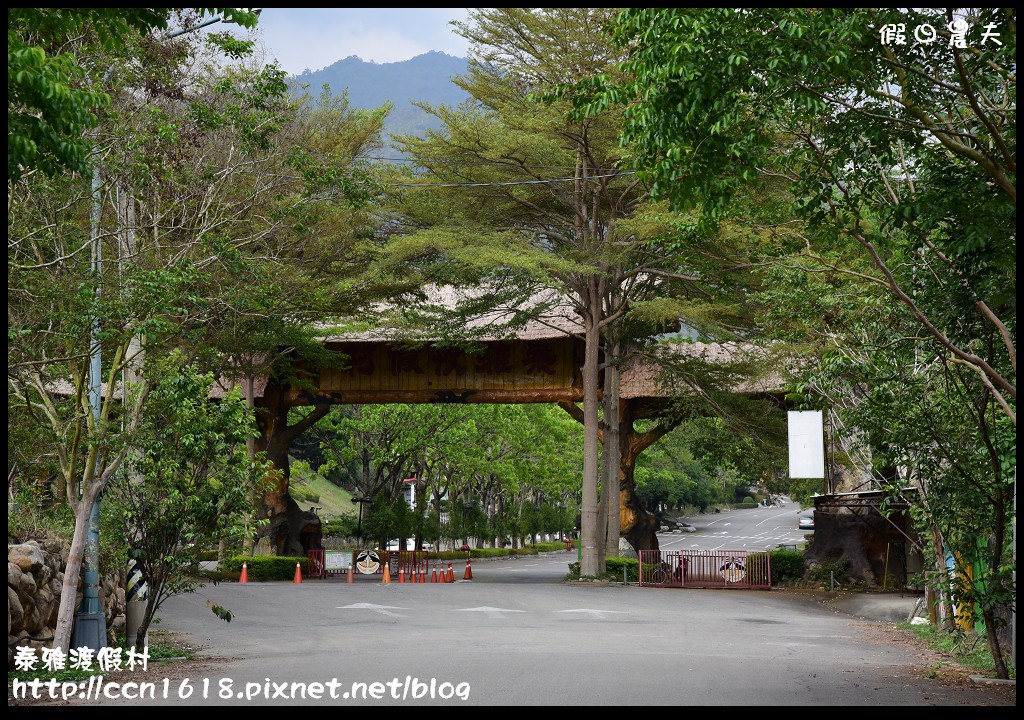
22, 563, 1011, 707
659, 498, 811, 552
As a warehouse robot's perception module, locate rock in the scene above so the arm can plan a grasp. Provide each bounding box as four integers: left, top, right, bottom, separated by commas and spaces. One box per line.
681, 525, 696, 533
24, 606, 42, 634
110, 614, 126, 634
8, 581, 25, 634
8, 562, 23, 590
8, 544, 45, 574
617, 537, 637, 559
17, 571, 37, 598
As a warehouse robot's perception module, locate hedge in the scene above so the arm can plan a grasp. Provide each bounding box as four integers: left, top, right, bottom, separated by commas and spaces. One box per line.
533, 540, 575, 552
223, 555, 309, 581
745, 549, 805, 585
568, 557, 640, 582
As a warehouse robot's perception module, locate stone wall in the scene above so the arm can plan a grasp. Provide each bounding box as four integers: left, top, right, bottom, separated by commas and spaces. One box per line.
8, 539, 125, 668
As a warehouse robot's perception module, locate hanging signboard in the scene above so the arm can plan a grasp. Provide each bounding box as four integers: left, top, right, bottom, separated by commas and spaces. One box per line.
788, 410, 825, 479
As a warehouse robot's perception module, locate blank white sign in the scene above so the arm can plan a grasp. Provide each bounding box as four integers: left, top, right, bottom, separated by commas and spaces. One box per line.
788, 411, 824, 478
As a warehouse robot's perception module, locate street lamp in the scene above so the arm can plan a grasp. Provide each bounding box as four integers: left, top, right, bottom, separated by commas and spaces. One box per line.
73, 8, 260, 653
350, 493, 372, 544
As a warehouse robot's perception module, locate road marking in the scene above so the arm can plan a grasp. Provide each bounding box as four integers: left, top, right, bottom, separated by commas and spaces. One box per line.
336, 603, 409, 618
555, 609, 629, 618
454, 606, 525, 619
755, 509, 801, 527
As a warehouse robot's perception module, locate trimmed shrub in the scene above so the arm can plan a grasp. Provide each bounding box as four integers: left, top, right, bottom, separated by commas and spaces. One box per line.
734, 502, 759, 509
509, 547, 540, 556
567, 557, 639, 582
769, 549, 805, 583
533, 540, 574, 552
224, 555, 309, 581
470, 548, 511, 559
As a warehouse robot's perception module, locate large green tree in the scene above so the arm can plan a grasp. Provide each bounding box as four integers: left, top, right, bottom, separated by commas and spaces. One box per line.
8, 10, 389, 651
590, 7, 1015, 675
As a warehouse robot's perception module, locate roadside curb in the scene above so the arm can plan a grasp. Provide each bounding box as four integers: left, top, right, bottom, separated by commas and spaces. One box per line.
969, 675, 1016, 686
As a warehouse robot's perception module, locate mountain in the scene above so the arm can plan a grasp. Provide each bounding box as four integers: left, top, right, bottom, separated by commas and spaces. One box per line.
292, 51, 470, 146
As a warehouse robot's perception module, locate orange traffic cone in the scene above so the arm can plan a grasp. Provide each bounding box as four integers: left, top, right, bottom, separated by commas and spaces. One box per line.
447, 562, 455, 583
293, 562, 302, 584
346, 565, 354, 584
419, 567, 427, 583
431, 565, 439, 583
399, 566, 406, 583
382, 564, 391, 585
239, 561, 249, 583
463, 558, 473, 580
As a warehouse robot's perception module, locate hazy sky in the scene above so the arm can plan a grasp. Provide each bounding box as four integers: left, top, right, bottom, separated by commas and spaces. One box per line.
233, 8, 472, 75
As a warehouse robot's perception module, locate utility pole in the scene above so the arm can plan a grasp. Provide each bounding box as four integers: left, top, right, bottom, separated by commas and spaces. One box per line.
71, 8, 262, 652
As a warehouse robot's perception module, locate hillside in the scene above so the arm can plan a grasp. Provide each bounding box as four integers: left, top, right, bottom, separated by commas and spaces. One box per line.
291, 50, 470, 144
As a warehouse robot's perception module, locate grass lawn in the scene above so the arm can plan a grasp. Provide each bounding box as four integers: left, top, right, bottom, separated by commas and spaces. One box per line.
290, 471, 355, 519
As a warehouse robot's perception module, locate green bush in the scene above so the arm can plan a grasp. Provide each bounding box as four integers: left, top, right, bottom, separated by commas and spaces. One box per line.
533, 540, 574, 552
743, 496, 755, 504
567, 557, 640, 582
223, 555, 309, 581
509, 547, 540, 556
734, 502, 759, 509
606, 557, 640, 582
323, 515, 358, 537
470, 548, 511, 558
769, 549, 805, 583
808, 558, 849, 586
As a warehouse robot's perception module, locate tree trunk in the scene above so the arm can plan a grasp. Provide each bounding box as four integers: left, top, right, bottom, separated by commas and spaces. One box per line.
603, 340, 621, 557
619, 400, 661, 554
580, 292, 602, 577
52, 490, 96, 652
253, 379, 328, 556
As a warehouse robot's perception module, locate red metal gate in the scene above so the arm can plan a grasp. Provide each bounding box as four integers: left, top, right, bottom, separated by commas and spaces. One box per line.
389, 550, 429, 577
639, 549, 771, 589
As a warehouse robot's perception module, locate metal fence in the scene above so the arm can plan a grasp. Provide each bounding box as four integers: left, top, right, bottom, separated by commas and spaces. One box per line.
307, 549, 431, 578
639, 549, 771, 589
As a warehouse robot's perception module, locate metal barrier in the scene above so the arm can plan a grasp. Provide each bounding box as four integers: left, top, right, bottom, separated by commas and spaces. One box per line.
639, 549, 771, 589
307, 549, 431, 578
307, 549, 354, 578
389, 550, 430, 577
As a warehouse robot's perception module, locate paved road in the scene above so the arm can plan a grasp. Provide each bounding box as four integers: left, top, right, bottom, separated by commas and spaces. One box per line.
658, 498, 810, 552
34, 575, 1011, 707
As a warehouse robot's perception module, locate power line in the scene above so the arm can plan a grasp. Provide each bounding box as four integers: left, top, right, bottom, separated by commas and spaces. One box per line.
392, 171, 636, 188
365, 155, 601, 171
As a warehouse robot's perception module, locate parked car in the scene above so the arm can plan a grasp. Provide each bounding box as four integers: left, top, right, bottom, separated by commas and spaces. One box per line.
798, 511, 815, 530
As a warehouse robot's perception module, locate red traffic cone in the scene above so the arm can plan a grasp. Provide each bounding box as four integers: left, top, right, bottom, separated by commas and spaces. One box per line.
447, 562, 455, 583
239, 561, 249, 583
463, 558, 473, 580
293, 562, 302, 584
399, 566, 406, 583
431, 565, 439, 583
346, 564, 354, 584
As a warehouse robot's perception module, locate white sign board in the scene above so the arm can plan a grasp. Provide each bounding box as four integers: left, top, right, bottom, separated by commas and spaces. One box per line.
788, 411, 825, 479
325, 552, 351, 571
